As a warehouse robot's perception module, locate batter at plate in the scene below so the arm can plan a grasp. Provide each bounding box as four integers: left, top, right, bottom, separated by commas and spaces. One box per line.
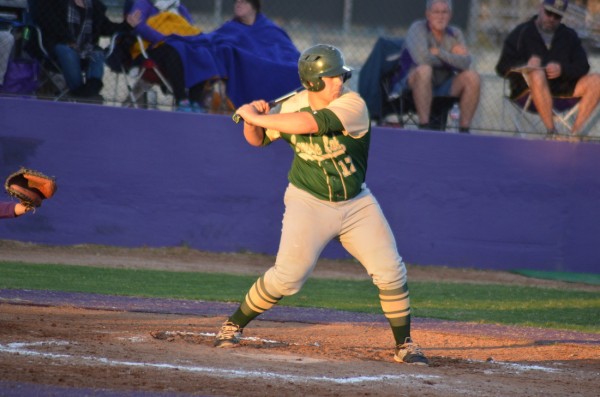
214, 44, 428, 365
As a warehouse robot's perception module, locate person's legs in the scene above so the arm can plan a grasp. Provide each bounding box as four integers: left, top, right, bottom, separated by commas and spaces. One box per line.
450, 69, 481, 129
147, 44, 187, 103
52, 44, 84, 91
85, 49, 105, 82
407, 65, 433, 125
337, 190, 408, 340
571, 73, 600, 134
188, 82, 207, 104
337, 189, 428, 365
71, 49, 106, 98
215, 184, 338, 347
527, 68, 555, 132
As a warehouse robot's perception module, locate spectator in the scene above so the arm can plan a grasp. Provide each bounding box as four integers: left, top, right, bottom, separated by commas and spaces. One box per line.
495, 0, 600, 136
0, 31, 15, 89
126, 0, 299, 111
393, 0, 480, 132
205, 0, 300, 107
0, 202, 32, 219
35, 0, 137, 101
127, 0, 224, 113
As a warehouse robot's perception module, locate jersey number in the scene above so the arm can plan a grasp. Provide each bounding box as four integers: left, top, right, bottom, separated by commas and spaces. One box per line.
338, 156, 357, 177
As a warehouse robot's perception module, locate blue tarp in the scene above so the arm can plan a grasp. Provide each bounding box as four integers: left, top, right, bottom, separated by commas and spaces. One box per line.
165, 13, 301, 106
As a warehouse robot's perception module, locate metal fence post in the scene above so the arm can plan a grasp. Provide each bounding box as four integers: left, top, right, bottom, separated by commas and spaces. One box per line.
343, 0, 353, 34
214, 0, 223, 25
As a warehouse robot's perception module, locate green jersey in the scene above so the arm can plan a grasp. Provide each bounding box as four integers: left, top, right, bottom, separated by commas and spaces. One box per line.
263, 88, 371, 202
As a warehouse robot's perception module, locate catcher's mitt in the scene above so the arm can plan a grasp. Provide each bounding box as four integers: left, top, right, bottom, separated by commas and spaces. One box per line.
4, 167, 57, 208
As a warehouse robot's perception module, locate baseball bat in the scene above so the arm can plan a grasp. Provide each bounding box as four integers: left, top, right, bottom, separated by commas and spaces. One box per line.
232, 87, 305, 124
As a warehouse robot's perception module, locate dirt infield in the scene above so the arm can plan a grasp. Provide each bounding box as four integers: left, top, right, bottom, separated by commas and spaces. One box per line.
0, 241, 599, 396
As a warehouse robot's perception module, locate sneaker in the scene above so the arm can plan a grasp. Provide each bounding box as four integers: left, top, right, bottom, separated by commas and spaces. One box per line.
191, 101, 207, 114
394, 337, 429, 365
214, 321, 243, 348
176, 99, 194, 113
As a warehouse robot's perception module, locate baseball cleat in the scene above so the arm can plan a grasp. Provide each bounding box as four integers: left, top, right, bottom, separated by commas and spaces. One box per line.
214, 321, 243, 348
394, 337, 429, 365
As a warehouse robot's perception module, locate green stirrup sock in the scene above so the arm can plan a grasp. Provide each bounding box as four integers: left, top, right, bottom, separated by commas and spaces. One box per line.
388, 314, 411, 345
228, 303, 261, 328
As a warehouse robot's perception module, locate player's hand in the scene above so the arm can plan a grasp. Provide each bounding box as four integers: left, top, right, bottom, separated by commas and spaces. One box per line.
250, 99, 270, 115
237, 100, 269, 124
545, 62, 562, 80
429, 47, 440, 56
14, 203, 33, 216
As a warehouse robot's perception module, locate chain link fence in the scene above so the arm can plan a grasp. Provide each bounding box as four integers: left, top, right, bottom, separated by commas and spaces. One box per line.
3, 0, 600, 138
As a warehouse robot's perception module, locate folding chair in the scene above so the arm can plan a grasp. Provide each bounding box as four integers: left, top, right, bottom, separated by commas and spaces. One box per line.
359, 36, 458, 131
105, 32, 175, 109
27, 25, 72, 100
16, 0, 75, 100
382, 75, 459, 131
104, 0, 175, 110
502, 67, 581, 137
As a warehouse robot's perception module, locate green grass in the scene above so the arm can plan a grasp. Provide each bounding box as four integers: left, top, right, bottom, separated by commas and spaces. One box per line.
1, 261, 599, 334
511, 269, 600, 285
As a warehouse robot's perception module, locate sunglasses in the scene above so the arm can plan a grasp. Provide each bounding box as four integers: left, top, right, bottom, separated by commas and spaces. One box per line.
544, 9, 563, 20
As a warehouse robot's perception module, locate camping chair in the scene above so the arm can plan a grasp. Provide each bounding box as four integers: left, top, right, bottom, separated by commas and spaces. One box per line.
19, 0, 72, 100
382, 73, 458, 130
502, 67, 581, 137
359, 36, 458, 130
26, 25, 71, 100
105, 32, 175, 109
104, 0, 175, 110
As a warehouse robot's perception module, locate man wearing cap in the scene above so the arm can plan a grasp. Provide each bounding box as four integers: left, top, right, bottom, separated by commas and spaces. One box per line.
496, 0, 600, 136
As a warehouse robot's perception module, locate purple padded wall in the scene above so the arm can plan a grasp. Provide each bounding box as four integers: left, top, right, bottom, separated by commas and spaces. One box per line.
1, 97, 598, 273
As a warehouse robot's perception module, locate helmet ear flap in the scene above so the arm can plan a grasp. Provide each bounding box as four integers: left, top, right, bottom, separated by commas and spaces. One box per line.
301, 77, 325, 92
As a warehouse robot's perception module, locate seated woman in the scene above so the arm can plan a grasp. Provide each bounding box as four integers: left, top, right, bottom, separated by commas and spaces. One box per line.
128, 0, 300, 111
128, 0, 225, 112
206, 0, 301, 107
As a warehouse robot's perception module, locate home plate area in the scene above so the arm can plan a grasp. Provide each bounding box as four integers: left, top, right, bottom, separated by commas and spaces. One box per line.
0, 291, 598, 396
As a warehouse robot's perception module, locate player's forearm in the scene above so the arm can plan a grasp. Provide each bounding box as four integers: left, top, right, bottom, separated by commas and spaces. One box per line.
243, 112, 318, 135
0, 202, 15, 219
243, 124, 265, 146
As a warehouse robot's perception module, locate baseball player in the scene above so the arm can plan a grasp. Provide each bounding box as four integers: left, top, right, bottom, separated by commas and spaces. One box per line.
214, 44, 428, 365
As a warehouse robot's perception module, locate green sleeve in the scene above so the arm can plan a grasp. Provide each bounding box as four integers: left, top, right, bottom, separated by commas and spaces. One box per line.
311, 109, 344, 136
